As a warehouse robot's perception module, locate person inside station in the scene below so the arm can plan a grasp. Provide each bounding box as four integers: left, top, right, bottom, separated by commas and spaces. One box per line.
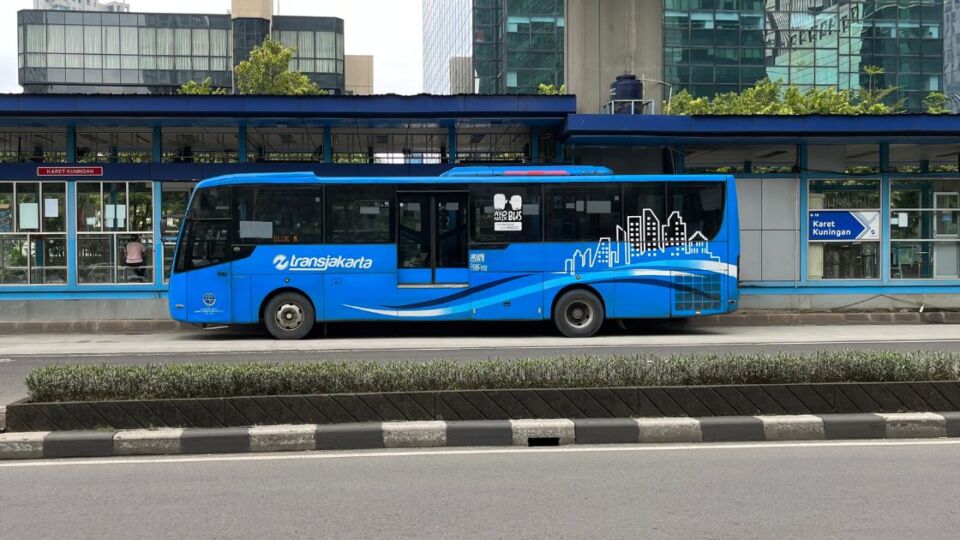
123, 235, 148, 282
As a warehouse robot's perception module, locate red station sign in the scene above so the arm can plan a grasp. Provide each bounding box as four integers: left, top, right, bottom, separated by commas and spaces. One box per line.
37, 166, 104, 177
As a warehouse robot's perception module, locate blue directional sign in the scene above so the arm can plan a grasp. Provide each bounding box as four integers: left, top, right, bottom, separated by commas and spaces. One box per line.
809, 211, 879, 241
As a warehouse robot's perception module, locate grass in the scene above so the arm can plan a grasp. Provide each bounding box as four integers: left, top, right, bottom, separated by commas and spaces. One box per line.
24, 351, 960, 403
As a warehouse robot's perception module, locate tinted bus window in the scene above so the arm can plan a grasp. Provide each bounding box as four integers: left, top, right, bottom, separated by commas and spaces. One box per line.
325, 185, 394, 243
471, 184, 541, 243
175, 219, 230, 271
235, 185, 323, 244
189, 187, 231, 219
623, 182, 666, 220
545, 186, 621, 241
667, 182, 725, 240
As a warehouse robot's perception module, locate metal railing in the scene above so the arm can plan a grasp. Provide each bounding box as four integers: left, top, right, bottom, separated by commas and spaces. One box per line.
602, 99, 657, 115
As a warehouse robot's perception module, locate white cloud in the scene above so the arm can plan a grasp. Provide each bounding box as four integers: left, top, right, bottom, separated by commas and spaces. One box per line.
0, 0, 422, 94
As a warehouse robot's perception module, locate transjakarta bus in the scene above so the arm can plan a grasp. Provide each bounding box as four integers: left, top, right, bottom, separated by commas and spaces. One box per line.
168, 166, 739, 339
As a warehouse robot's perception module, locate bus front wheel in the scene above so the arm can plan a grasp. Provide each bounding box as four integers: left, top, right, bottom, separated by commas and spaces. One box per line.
264, 292, 315, 340
553, 289, 604, 338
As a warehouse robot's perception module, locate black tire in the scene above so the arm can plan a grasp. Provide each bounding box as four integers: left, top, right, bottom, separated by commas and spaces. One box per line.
552, 289, 605, 338
263, 292, 315, 340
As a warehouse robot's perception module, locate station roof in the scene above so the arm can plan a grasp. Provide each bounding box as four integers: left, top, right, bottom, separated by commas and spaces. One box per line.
563, 114, 960, 145
0, 94, 576, 123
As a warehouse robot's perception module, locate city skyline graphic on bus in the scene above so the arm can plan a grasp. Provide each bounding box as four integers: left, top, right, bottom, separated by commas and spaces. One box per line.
563, 210, 719, 275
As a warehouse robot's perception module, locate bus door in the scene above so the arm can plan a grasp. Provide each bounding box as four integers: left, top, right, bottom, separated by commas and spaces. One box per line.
397, 191, 470, 286
180, 219, 234, 324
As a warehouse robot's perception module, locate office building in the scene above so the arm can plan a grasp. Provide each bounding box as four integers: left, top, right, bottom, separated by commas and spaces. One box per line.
34, 0, 130, 12
475, 0, 565, 94
566, 0, 945, 113
423, 0, 565, 94
422, 0, 472, 94
17, 0, 344, 94
345, 55, 374, 95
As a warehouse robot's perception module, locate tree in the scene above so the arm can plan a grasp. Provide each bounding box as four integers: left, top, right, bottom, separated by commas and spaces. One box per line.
178, 77, 228, 95
923, 92, 950, 114
666, 67, 904, 116
179, 39, 329, 96
235, 38, 327, 96
538, 83, 566, 95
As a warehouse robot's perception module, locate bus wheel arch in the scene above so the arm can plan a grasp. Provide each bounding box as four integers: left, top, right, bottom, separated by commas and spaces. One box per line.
260, 288, 317, 340
550, 285, 606, 338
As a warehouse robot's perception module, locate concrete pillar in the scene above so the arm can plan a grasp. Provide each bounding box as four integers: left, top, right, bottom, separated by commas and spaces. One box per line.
565, 0, 663, 114
231, 0, 272, 19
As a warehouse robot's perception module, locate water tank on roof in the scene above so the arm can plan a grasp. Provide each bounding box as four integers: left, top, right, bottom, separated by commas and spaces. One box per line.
609, 74, 643, 101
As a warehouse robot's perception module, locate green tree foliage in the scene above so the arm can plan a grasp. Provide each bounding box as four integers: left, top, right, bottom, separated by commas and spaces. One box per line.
538, 83, 566, 95
177, 77, 228, 95
180, 39, 329, 96
235, 38, 327, 96
666, 67, 908, 115
923, 92, 950, 114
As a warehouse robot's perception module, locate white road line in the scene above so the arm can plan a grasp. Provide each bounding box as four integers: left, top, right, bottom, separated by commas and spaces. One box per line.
0, 358, 12, 363
2, 439, 959, 469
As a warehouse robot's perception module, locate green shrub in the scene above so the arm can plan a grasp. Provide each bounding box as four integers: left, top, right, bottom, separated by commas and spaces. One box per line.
24, 351, 960, 403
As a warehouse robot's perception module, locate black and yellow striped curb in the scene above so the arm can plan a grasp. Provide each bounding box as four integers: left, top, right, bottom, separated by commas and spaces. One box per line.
2, 412, 960, 460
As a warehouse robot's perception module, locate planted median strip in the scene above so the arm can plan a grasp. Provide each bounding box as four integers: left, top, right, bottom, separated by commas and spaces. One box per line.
25, 351, 960, 403
7, 351, 960, 433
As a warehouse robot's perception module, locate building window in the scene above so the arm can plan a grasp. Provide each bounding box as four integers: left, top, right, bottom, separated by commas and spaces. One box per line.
76, 181, 153, 284
891, 178, 960, 279
808, 179, 881, 279
0, 181, 67, 285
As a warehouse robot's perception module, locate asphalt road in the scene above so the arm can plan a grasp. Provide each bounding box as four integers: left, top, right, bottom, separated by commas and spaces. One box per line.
1, 440, 959, 539
2, 323, 960, 404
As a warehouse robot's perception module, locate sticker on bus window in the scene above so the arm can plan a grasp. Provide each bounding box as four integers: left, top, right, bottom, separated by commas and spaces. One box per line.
493, 193, 523, 232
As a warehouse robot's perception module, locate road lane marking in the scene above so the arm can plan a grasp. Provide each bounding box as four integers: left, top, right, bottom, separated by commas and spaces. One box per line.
2, 438, 959, 469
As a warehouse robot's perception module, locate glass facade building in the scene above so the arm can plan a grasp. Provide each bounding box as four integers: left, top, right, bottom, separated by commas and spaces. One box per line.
17, 9, 345, 95
474, 0, 565, 94
422, 0, 472, 94
663, 0, 944, 111
272, 16, 345, 92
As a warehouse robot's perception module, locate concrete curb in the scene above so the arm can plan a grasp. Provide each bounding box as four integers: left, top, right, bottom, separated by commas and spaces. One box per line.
3, 412, 960, 460
0, 312, 958, 334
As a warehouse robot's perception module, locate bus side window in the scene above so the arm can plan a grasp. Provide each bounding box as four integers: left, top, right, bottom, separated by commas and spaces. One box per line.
235, 185, 323, 244
325, 185, 395, 243
624, 182, 667, 222
545, 185, 621, 242
666, 182, 725, 240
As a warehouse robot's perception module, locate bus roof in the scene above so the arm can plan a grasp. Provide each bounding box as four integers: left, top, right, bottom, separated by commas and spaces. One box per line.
196, 168, 732, 189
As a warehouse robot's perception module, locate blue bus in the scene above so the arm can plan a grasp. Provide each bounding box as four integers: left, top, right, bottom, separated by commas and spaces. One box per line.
168, 166, 739, 339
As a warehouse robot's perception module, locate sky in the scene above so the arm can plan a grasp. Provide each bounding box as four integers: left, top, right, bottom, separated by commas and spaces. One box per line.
0, 0, 423, 94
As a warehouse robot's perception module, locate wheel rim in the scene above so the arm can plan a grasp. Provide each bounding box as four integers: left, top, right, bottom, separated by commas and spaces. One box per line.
565, 300, 593, 329
275, 303, 304, 331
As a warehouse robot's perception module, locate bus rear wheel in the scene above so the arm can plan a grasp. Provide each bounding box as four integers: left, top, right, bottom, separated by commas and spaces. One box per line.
264, 292, 315, 340
553, 289, 604, 338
